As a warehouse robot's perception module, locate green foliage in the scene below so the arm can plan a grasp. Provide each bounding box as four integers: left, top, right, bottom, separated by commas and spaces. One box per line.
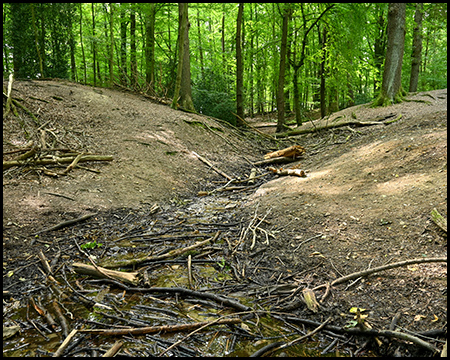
80, 241, 103, 250
193, 68, 236, 125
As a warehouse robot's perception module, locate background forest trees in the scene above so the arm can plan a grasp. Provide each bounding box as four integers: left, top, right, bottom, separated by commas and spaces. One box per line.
3, 3, 447, 128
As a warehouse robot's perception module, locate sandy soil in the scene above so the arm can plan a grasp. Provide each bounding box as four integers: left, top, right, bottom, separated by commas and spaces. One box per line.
3, 80, 447, 355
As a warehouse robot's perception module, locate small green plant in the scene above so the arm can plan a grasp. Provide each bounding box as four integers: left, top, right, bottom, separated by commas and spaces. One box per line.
217, 257, 230, 272
81, 241, 103, 250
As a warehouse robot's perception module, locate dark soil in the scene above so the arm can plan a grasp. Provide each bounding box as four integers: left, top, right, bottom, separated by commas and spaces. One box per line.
3, 79, 447, 357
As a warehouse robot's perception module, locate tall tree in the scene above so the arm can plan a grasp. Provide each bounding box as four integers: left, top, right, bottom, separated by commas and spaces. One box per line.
144, 3, 155, 88
409, 3, 423, 92
171, 3, 194, 111
374, 3, 406, 106
79, 3, 87, 83
120, 5, 127, 84
130, 6, 137, 88
276, 4, 290, 133
109, 3, 114, 86
235, 3, 245, 125
91, 3, 98, 86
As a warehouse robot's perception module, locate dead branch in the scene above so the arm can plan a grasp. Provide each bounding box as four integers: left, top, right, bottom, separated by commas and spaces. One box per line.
78, 318, 241, 336
313, 257, 447, 292
192, 151, 233, 181
284, 316, 440, 354
104, 231, 221, 269
52, 329, 78, 357
275, 113, 397, 138
431, 208, 447, 233
33, 213, 96, 235
72, 262, 140, 286
252, 316, 332, 357
3, 154, 113, 170
268, 166, 306, 177
232, 112, 278, 142
102, 340, 123, 357
264, 145, 305, 159
252, 156, 298, 166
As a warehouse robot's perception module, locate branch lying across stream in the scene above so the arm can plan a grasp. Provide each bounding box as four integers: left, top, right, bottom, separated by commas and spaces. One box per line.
3, 154, 113, 170
313, 257, 447, 292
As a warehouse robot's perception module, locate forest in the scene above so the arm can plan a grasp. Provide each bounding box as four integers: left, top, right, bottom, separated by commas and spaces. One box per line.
3, 3, 447, 126
2, 3, 448, 357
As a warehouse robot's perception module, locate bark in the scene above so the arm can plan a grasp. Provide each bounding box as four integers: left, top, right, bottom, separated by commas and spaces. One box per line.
235, 3, 245, 125
109, 3, 114, 86
179, 4, 195, 111
375, 3, 406, 106
276, 5, 290, 133
145, 3, 155, 86
79, 3, 87, 83
409, 3, 423, 92
130, 7, 137, 88
120, 6, 127, 84
319, 26, 327, 118
91, 3, 97, 87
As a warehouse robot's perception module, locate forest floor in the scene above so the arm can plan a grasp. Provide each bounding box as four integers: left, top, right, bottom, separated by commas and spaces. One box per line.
3, 80, 447, 357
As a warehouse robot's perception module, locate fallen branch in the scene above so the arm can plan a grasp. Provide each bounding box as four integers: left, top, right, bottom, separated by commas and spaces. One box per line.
313, 257, 447, 292
232, 112, 278, 142
104, 231, 221, 268
78, 318, 241, 336
284, 316, 441, 354
275, 113, 397, 138
268, 166, 306, 177
3, 154, 113, 170
192, 151, 233, 181
33, 213, 96, 235
72, 262, 140, 286
431, 208, 447, 233
251, 316, 332, 357
264, 145, 305, 159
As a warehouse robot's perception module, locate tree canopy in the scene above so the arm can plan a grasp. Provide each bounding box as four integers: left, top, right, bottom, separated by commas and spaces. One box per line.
3, 3, 447, 126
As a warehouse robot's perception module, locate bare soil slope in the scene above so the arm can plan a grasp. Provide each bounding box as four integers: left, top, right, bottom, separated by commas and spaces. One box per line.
3, 80, 447, 355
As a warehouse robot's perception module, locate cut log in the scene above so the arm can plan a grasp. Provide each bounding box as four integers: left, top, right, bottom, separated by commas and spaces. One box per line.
268, 166, 306, 177
72, 262, 140, 286
264, 145, 305, 159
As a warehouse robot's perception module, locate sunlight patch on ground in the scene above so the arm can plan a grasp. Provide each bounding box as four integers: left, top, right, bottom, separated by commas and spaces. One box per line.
376, 173, 433, 195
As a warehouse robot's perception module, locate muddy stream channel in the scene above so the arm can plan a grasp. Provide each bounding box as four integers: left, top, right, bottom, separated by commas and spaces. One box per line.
4, 191, 344, 357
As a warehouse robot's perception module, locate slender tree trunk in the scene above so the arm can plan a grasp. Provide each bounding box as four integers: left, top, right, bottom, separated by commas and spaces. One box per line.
92, 3, 97, 86
130, 7, 137, 88
373, 5, 387, 94
319, 25, 327, 118
79, 3, 87, 83
145, 3, 155, 88
235, 3, 245, 126
221, 5, 226, 73
375, 3, 406, 106
30, 3, 44, 77
409, 3, 423, 92
276, 5, 290, 133
180, 3, 195, 111
120, 6, 127, 85
196, 6, 205, 79
109, 3, 114, 86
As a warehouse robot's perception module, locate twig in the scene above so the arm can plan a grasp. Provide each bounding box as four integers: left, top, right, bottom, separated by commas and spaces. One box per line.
32, 213, 96, 235
102, 340, 123, 357
252, 316, 332, 357
52, 329, 78, 357
313, 257, 447, 291
192, 151, 233, 181
78, 318, 241, 336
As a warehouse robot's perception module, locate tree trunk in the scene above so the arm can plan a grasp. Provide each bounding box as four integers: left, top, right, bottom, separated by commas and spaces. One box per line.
409, 3, 423, 93
145, 4, 155, 87
374, 3, 406, 106
276, 5, 290, 133
196, 6, 205, 79
180, 3, 195, 111
130, 7, 137, 88
319, 25, 327, 118
109, 3, 114, 87
30, 4, 44, 77
92, 3, 97, 87
120, 6, 127, 85
235, 3, 245, 126
373, 5, 387, 94
79, 3, 87, 83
